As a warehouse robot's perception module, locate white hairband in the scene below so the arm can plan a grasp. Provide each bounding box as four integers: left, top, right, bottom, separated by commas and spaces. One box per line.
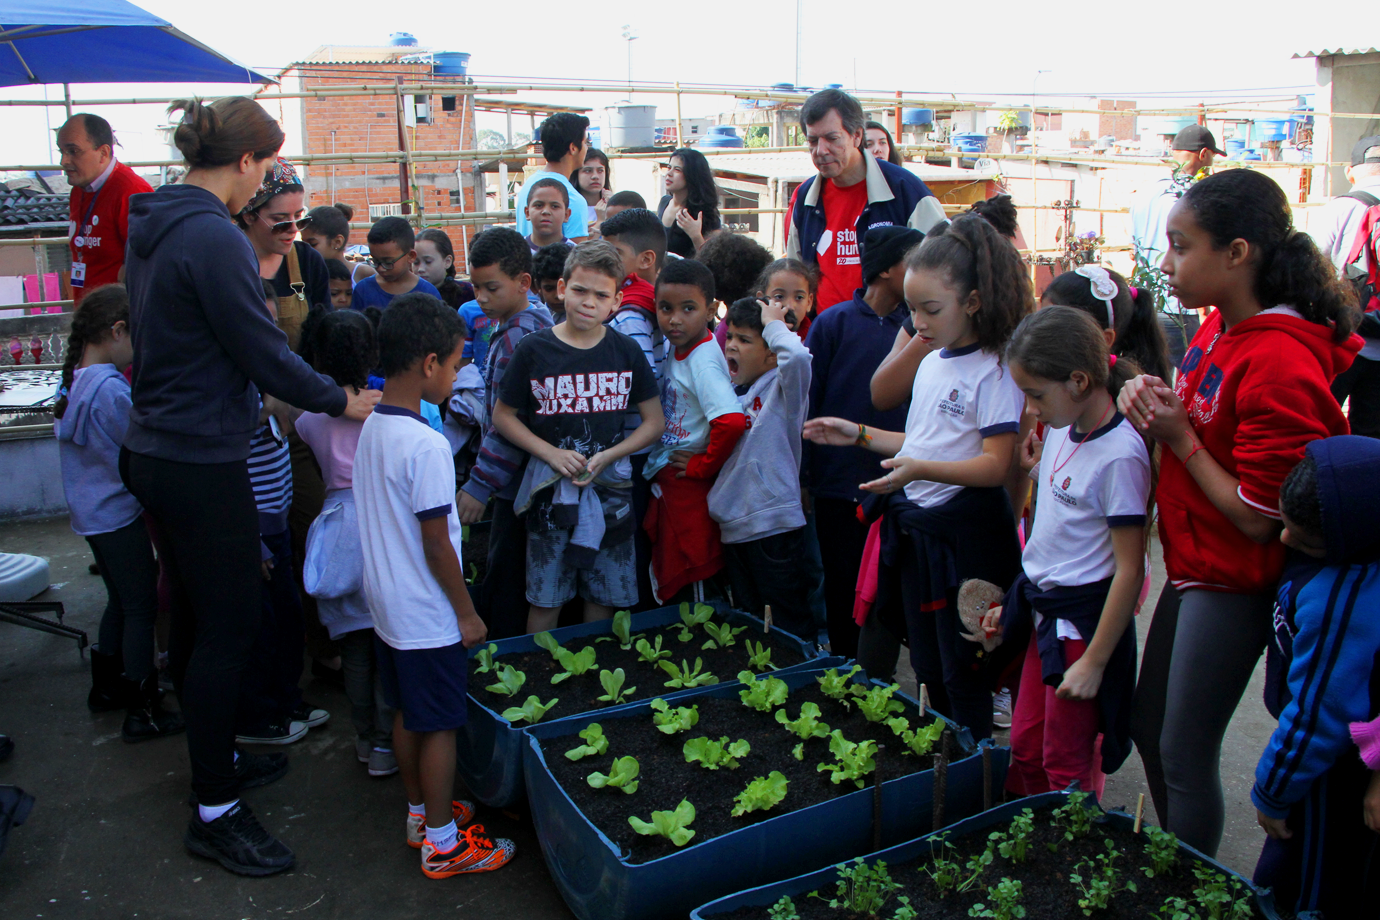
1074, 265, 1118, 327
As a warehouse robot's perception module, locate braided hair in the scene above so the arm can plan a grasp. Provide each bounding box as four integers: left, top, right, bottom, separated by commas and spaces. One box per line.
54, 284, 128, 420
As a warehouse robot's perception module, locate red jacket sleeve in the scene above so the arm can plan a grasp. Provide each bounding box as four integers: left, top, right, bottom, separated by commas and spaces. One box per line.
683, 413, 747, 479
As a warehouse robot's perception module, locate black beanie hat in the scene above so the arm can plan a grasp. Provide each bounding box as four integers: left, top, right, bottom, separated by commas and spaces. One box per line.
861, 226, 925, 284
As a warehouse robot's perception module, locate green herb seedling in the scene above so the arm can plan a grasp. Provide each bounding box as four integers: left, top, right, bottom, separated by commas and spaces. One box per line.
596, 667, 636, 704
1051, 790, 1098, 843
958, 839, 996, 894
855, 682, 906, 722
737, 671, 789, 712
816, 665, 863, 704
893, 896, 919, 920
683, 735, 750, 770
731, 770, 788, 816
887, 717, 945, 757
610, 608, 642, 650
550, 645, 598, 683
587, 755, 640, 794
1142, 825, 1180, 878
1189, 865, 1255, 920
634, 636, 672, 663
473, 643, 498, 674
659, 657, 719, 689
564, 723, 608, 761
776, 701, 831, 741
745, 639, 777, 672
702, 620, 748, 650
816, 730, 877, 788
649, 698, 699, 735
500, 694, 558, 724
924, 833, 962, 897
1070, 837, 1136, 915
810, 858, 901, 915
969, 878, 1026, 920
995, 808, 1036, 864
676, 601, 715, 642
767, 896, 799, 920
485, 664, 526, 697
628, 798, 695, 846
792, 742, 805, 761
532, 631, 561, 657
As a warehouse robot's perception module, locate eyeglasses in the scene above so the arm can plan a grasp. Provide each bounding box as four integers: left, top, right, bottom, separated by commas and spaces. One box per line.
372, 255, 408, 271
266, 217, 311, 234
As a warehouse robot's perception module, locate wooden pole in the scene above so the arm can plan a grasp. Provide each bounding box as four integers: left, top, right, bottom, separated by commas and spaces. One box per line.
894, 90, 902, 141
395, 77, 413, 216
675, 81, 685, 148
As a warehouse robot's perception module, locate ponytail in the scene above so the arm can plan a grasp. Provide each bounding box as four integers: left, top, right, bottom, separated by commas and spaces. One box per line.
1043, 267, 1172, 381
1006, 305, 1140, 400
1180, 169, 1359, 342
54, 284, 129, 420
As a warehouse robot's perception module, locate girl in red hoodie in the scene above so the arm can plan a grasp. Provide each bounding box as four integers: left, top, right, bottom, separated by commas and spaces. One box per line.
1118, 169, 1361, 857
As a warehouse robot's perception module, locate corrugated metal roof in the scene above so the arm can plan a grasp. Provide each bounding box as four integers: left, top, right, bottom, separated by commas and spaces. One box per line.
705, 151, 996, 182
1293, 48, 1380, 58
0, 185, 69, 228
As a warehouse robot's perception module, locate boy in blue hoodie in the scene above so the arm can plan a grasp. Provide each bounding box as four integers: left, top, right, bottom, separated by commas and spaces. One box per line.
708, 296, 814, 640
1252, 435, 1380, 917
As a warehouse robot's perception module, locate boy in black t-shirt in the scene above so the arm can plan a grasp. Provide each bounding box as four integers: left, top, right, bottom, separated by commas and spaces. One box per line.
493, 242, 665, 633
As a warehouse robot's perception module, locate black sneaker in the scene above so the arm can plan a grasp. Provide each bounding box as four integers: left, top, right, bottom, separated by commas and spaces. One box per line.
235, 720, 307, 746
290, 702, 330, 729
184, 802, 295, 876
0, 734, 12, 764
233, 751, 289, 792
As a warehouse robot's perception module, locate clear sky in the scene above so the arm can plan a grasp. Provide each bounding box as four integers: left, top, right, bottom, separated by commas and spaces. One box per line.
0, 0, 1363, 169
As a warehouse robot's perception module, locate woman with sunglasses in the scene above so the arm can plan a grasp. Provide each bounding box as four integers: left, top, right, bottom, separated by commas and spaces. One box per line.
236, 158, 329, 350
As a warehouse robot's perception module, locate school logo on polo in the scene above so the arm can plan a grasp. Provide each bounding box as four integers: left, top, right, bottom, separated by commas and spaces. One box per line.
1052, 475, 1077, 507
530, 372, 632, 415
938, 387, 966, 419
1062, 477, 1071, 491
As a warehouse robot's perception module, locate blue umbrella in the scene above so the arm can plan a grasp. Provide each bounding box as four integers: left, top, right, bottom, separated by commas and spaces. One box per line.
0, 0, 273, 86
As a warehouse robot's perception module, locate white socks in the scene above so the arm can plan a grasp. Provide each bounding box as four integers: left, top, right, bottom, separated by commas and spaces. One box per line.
199, 799, 239, 823
408, 802, 425, 818
424, 819, 458, 852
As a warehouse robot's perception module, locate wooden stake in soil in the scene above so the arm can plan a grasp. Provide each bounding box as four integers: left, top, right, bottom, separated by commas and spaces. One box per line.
932, 744, 949, 830
763, 605, 772, 633
982, 745, 992, 812
918, 683, 929, 717
1134, 793, 1146, 834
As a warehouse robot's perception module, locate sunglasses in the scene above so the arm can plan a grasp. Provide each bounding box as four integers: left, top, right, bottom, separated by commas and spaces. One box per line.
265, 217, 311, 234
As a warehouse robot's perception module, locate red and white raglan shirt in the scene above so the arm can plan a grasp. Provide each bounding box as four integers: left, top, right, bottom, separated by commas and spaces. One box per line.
1158, 308, 1360, 594
68, 160, 152, 303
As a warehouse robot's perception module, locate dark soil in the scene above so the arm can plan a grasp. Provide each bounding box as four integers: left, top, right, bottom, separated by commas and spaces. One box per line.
545, 683, 948, 864
469, 620, 807, 723
462, 526, 489, 586
721, 803, 1270, 920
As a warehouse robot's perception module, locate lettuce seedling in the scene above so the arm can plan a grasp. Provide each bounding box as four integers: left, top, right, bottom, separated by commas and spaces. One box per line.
550, 645, 598, 684
855, 683, 906, 723
587, 755, 640, 794
702, 620, 748, 650
776, 701, 831, 741
889, 717, 945, 757
737, 671, 789, 712
650, 698, 699, 735
473, 643, 498, 674
676, 602, 715, 642
816, 665, 863, 704
596, 667, 636, 704
485, 664, 526, 697
628, 798, 695, 847
532, 631, 561, 657
634, 636, 672, 663
501, 694, 558, 724
731, 770, 788, 816
744, 639, 777, 672
816, 730, 877, 788
610, 608, 642, 650
659, 657, 719, 689
683, 735, 750, 770
564, 723, 608, 761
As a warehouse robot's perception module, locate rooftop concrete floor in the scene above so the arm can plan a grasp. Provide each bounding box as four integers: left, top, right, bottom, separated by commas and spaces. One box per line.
0, 516, 1275, 919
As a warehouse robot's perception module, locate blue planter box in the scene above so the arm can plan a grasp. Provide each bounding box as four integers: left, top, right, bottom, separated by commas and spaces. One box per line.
522, 666, 1004, 920
457, 602, 835, 808
691, 789, 1282, 919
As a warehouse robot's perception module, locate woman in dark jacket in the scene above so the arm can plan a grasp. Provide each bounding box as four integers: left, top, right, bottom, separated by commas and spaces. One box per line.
658, 147, 722, 257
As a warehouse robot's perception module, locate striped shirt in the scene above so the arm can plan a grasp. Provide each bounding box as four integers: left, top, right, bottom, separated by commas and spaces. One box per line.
248, 414, 293, 536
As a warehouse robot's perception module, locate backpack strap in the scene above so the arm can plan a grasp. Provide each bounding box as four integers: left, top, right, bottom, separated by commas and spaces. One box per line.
1343, 190, 1380, 209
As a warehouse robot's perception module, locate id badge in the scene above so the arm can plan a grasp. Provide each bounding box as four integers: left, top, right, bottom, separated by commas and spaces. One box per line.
71, 261, 86, 288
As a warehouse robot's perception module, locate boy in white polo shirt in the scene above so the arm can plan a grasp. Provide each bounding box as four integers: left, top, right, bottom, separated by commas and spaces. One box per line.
354, 292, 515, 879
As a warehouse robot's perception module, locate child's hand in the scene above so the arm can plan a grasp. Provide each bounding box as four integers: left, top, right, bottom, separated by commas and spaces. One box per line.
1056, 656, 1105, 701
457, 490, 486, 524
1365, 771, 1380, 832
580, 451, 612, 485
1020, 428, 1043, 474
803, 417, 863, 446
759, 298, 790, 328
544, 447, 587, 480
1256, 809, 1292, 840
261, 558, 274, 581
980, 606, 1003, 637
860, 456, 924, 494
1117, 375, 1189, 446
668, 450, 696, 479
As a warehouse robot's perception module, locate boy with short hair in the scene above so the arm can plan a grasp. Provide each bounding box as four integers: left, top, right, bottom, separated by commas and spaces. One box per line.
643, 259, 747, 603
327, 259, 353, 309
532, 243, 570, 325
604, 190, 647, 221
492, 242, 664, 633
515, 112, 590, 243
1251, 436, 1380, 917
457, 229, 554, 640
524, 178, 574, 253
351, 217, 441, 311
708, 296, 815, 639
354, 292, 514, 879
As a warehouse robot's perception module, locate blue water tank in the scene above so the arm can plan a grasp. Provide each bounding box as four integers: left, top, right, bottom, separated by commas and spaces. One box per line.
903, 108, 935, 127
771, 83, 795, 92
433, 52, 470, 76
1225, 137, 1246, 156
699, 125, 744, 148
1242, 150, 1263, 161
952, 132, 987, 152
389, 32, 418, 47
1256, 119, 1289, 142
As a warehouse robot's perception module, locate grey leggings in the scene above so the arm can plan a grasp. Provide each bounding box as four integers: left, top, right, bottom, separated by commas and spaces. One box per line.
1131, 586, 1273, 857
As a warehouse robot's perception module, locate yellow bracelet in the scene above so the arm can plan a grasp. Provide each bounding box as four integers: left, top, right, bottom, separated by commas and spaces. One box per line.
855, 423, 872, 447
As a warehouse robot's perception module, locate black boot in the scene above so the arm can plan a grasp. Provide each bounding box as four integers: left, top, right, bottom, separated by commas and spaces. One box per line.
123, 675, 186, 743
87, 645, 132, 712
0, 785, 35, 860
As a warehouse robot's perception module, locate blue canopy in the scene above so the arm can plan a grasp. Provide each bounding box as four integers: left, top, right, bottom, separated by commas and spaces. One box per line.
0, 1, 273, 86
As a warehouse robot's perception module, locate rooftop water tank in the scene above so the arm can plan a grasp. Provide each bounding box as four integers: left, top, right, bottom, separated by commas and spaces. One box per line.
1256, 119, 1289, 143
604, 103, 657, 149
903, 108, 935, 127
433, 52, 470, 76
698, 125, 743, 148
389, 32, 418, 47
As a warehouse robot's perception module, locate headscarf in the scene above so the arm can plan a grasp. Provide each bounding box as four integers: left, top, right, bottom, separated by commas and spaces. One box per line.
240, 157, 302, 217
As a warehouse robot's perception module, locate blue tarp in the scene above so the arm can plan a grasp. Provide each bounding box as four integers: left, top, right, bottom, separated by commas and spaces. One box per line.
0, 1, 273, 86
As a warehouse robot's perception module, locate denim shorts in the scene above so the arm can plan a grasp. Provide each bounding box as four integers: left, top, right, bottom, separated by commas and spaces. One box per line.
526, 529, 638, 609
374, 637, 469, 732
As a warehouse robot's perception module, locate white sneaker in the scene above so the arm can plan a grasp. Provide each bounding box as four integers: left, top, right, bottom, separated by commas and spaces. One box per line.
992, 688, 1013, 730
355, 737, 372, 764
368, 747, 400, 777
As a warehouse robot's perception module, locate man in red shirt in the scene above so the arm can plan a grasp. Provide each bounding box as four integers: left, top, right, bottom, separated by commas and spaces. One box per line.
59, 114, 152, 303
785, 90, 944, 311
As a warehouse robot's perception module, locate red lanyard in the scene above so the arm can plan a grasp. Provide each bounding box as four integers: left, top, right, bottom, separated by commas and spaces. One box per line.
1049, 401, 1115, 487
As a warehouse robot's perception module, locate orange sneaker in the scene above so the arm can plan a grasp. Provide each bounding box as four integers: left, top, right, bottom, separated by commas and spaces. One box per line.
406, 800, 477, 848
420, 824, 516, 878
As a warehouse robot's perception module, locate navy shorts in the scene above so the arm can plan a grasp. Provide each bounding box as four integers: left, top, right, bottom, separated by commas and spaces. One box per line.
374, 637, 469, 732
